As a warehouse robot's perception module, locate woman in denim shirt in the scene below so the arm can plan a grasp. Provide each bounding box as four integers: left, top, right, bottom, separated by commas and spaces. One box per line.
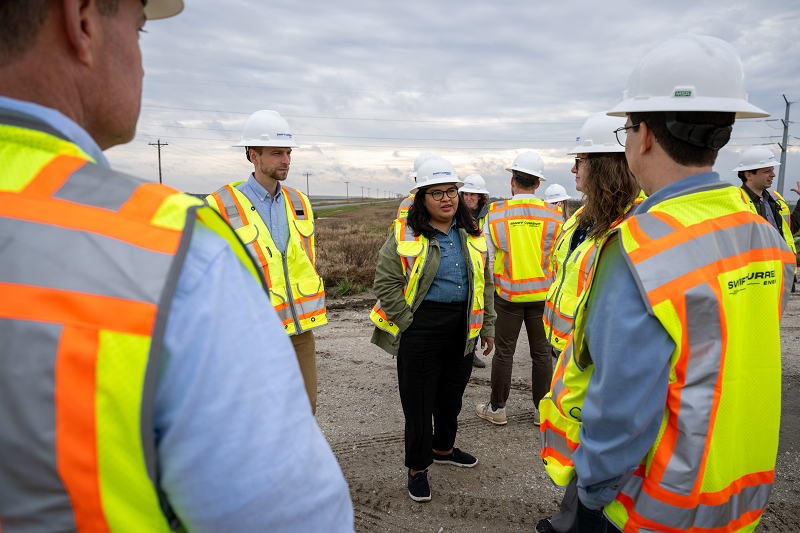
371, 157, 496, 503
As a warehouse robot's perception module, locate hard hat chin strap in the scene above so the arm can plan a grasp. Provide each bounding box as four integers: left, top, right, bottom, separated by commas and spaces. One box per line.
664, 112, 732, 151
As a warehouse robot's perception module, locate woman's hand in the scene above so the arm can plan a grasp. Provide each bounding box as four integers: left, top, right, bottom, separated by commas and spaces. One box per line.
480, 337, 494, 356
791, 181, 800, 196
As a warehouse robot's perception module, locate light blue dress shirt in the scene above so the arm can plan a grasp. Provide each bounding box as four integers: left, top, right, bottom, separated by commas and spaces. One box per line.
1, 97, 354, 532
236, 174, 290, 253
573, 173, 725, 510
424, 220, 469, 303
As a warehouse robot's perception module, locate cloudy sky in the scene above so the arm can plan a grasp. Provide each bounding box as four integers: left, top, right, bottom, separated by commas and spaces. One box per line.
106, 0, 800, 200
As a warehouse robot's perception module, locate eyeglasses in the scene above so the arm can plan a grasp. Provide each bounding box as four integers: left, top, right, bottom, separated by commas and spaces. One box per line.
614, 123, 641, 146
574, 157, 585, 170
426, 187, 459, 201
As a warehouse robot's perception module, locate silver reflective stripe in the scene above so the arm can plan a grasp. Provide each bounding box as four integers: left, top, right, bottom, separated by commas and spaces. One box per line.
550, 344, 572, 401
52, 163, 140, 212
296, 295, 326, 319
632, 220, 785, 296
488, 205, 564, 224
284, 187, 307, 220
495, 276, 553, 293
544, 305, 573, 336
659, 282, 721, 493
619, 474, 772, 530
541, 425, 574, 460
0, 217, 173, 305
542, 221, 557, 274
493, 222, 509, 252
211, 186, 244, 229
782, 262, 795, 314
0, 319, 77, 531
633, 212, 677, 241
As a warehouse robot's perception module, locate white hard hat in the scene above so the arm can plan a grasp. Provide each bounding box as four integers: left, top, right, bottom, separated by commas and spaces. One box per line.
544, 184, 571, 204
232, 110, 298, 148
506, 151, 546, 181
145, 0, 184, 20
410, 157, 464, 194
608, 34, 769, 119
567, 113, 626, 155
732, 146, 781, 173
460, 174, 490, 196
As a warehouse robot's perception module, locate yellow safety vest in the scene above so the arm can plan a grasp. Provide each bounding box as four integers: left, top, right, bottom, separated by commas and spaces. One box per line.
768, 190, 797, 254
544, 192, 646, 351
207, 182, 327, 335
543, 181, 795, 531
370, 216, 488, 340
398, 194, 415, 219
0, 112, 260, 530
487, 198, 563, 302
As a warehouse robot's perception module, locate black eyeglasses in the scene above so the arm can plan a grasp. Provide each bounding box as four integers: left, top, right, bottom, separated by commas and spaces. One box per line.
574, 157, 585, 170
614, 123, 641, 146
426, 187, 459, 201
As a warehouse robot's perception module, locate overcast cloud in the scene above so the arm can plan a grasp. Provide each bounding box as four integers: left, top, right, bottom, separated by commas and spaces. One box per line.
105, 0, 800, 199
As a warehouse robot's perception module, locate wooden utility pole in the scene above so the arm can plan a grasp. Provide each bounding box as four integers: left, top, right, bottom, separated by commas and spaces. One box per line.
148, 139, 168, 184
777, 94, 792, 196
344, 180, 350, 200
304, 172, 313, 197
361, 186, 364, 199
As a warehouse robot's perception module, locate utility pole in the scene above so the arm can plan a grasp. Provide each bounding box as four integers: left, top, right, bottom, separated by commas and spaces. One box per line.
148, 139, 168, 184
361, 186, 364, 199
304, 172, 313, 198
367, 187, 371, 198
777, 94, 792, 197
344, 180, 350, 200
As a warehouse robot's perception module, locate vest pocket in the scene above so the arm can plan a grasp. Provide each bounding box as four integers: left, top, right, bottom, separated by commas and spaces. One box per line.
235, 224, 259, 245
296, 276, 323, 297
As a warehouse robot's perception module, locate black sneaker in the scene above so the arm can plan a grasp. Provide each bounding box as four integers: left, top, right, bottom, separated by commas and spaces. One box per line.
432, 448, 478, 468
472, 351, 486, 368
535, 517, 556, 533
408, 469, 431, 502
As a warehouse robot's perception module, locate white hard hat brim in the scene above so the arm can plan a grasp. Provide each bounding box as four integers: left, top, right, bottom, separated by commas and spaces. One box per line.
545, 194, 572, 203
566, 144, 625, 155
410, 179, 465, 195
607, 97, 769, 119
409, 172, 417, 178
505, 167, 546, 181
732, 162, 781, 172
232, 139, 299, 148
144, 0, 184, 20
459, 186, 490, 195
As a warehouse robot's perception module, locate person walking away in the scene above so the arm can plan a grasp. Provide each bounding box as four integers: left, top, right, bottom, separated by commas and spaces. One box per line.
206, 110, 326, 413
475, 151, 563, 427
370, 157, 496, 502
460, 173, 492, 368
536, 112, 641, 533
565, 34, 795, 532
0, 1, 353, 530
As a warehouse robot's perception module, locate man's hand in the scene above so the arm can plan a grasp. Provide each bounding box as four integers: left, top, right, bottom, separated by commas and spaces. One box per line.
481, 337, 495, 356
791, 181, 800, 196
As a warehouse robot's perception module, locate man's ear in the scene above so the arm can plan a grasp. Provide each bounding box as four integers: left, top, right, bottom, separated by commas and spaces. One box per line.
534, 181, 540, 191
62, 0, 100, 67
638, 122, 655, 156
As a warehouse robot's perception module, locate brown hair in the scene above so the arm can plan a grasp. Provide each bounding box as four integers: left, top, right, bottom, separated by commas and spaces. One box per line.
629, 111, 735, 168
0, 0, 120, 65
577, 152, 640, 239
246, 146, 263, 162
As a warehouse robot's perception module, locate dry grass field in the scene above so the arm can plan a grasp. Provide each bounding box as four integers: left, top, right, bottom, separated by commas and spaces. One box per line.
315, 201, 399, 295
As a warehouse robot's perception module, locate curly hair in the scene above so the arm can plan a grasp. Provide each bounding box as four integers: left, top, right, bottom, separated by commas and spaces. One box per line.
407, 187, 481, 239
577, 152, 640, 239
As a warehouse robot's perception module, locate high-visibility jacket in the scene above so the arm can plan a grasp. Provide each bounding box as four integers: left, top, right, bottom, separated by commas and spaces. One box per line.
767, 190, 797, 254
207, 182, 326, 335
544, 192, 646, 351
486, 197, 563, 302
370, 216, 488, 340
397, 194, 415, 219
543, 181, 796, 531
0, 112, 261, 530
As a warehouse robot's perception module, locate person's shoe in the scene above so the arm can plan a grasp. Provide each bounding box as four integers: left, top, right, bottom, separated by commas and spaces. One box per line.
534, 408, 540, 427
408, 469, 431, 502
476, 402, 507, 425
535, 517, 556, 533
472, 351, 486, 368
433, 447, 478, 468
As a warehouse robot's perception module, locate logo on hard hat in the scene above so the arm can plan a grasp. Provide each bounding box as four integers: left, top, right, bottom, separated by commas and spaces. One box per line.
432, 171, 452, 176
674, 90, 692, 97
576, 136, 581, 142
277, 133, 293, 139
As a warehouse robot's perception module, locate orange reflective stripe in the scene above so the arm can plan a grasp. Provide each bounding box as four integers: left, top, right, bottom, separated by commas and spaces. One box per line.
298, 308, 326, 321
210, 192, 229, 223
250, 244, 272, 289
295, 291, 324, 304
117, 183, 178, 221
21, 155, 86, 197
54, 326, 111, 533
225, 184, 250, 226
0, 283, 156, 335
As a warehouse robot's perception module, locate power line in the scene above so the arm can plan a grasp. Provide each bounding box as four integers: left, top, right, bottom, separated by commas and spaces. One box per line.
148, 139, 168, 184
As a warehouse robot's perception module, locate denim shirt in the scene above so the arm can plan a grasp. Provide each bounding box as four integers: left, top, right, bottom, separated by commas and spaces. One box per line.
236, 174, 290, 253
423, 220, 470, 303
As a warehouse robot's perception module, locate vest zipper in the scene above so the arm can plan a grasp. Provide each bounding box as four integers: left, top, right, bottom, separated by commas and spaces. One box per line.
547, 245, 573, 346
282, 252, 302, 334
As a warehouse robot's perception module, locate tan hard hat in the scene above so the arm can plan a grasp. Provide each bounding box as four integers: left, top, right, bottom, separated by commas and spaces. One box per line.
145, 0, 184, 20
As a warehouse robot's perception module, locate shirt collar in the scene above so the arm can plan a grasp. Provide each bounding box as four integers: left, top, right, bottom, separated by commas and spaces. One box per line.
512, 193, 538, 199
245, 173, 283, 202
636, 172, 720, 214
428, 218, 458, 236
0, 96, 110, 168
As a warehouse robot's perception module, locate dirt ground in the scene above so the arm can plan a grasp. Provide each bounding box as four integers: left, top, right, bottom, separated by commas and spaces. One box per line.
314, 292, 800, 533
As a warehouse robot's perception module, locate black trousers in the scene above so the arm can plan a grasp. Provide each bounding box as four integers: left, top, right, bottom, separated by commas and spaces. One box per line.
397, 301, 472, 471
576, 499, 623, 533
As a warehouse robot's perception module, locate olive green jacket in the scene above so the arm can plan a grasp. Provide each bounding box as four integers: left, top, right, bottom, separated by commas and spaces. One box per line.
370, 226, 496, 357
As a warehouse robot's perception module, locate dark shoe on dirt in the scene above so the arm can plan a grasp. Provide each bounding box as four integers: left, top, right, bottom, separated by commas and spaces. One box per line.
535, 517, 556, 533
433, 447, 478, 468
472, 351, 486, 368
408, 469, 431, 502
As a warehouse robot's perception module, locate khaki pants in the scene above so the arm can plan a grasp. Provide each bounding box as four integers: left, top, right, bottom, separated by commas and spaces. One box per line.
291, 330, 317, 414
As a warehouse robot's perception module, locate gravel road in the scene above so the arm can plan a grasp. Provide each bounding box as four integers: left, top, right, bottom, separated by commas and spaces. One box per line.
315, 292, 800, 532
